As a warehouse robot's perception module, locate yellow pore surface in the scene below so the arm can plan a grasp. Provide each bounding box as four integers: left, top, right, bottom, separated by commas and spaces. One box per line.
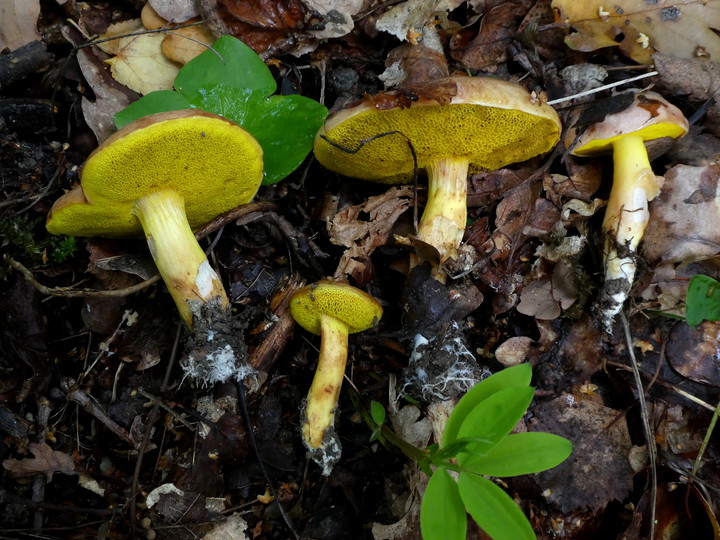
571, 121, 689, 157
290, 280, 383, 335
314, 103, 560, 182
47, 111, 263, 238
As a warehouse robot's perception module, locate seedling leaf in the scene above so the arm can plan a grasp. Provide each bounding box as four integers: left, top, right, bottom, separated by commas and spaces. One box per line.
442, 363, 532, 447
114, 36, 327, 185
686, 274, 720, 327
455, 386, 535, 457
458, 473, 535, 540
459, 432, 572, 477
421, 467, 467, 540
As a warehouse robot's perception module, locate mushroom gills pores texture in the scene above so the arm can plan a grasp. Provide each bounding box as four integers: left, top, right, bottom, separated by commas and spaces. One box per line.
289, 281, 383, 335
316, 104, 560, 182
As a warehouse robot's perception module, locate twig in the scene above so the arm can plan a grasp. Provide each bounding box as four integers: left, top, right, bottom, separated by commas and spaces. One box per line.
547, 71, 659, 106
620, 313, 656, 539
4, 254, 161, 297
60, 378, 136, 447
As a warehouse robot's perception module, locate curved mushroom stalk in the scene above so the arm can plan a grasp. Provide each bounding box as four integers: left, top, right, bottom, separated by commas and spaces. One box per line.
598, 134, 663, 328
302, 314, 349, 450
416, 156, 470, 277
132, 189, 229, 326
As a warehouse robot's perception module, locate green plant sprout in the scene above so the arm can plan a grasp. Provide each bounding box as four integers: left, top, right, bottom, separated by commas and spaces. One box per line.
115, 36, 328, 185
353, 364, 572, 540
685, 274, 720, 327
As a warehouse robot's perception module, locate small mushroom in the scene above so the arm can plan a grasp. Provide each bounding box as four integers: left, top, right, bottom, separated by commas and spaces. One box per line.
314, 75, 561, 280
566, 91, 689, 330
290, 280, 383, 474
46, 110, 264, 327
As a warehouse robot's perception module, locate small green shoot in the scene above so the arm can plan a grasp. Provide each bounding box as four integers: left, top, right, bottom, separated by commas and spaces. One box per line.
685, 274, 720, 327
354, 364, 572, 540
370, 400, 386, 442
115, 36, 328, 185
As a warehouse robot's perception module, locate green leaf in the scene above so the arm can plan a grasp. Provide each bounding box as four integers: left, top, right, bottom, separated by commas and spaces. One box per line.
114, 35, 327, 185
459, 432, 572, 477
370, 400, 386, 426
686, 274, 720, 327
114, 91, 192, 129
458, 473, 535, 540
174, 35, 276, 96
443, 364, 532, 447
455, 386, 535, 458
421, 468, 467, 540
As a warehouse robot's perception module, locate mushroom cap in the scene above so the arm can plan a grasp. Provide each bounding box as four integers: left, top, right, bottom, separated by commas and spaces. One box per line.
290, 280, 383, 335
567, 91, 689, 156
313, 75, 561, 182
46, 109, 263, 238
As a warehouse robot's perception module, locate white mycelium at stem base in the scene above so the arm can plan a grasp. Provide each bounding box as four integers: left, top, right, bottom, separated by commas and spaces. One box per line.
132, 190, 229, 326
417, 156, 471, 267
602, 133, 661, 297
302, 314, 350, 449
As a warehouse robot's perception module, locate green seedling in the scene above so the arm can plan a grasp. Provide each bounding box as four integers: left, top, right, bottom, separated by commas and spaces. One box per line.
685, 274, 720, 327
115, 36, 328, 185
354, 364, 572, 540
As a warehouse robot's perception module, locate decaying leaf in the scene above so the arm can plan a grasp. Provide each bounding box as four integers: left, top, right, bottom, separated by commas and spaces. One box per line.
517, 259, 577, 320
328, 186, 413, 281
643, 164, 720, 265
0, 0, 41, 51
653, 53, 720, 136
552, 0, 720, 64
141, 3, 216, 65
3, 442, 76, 483
450, 1, 532, 72
529, 394, 634, 513
376, 0, 463, 53
666, 320, 720, 386
100, 19, 179, 95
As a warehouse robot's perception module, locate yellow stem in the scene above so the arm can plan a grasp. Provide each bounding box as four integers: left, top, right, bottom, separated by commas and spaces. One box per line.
302, 314, 349, 449
132, 190, 228, 327
416, 156, 470, 265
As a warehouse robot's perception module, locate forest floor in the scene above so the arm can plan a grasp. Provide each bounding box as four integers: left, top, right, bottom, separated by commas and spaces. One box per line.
2, 1, 720, 539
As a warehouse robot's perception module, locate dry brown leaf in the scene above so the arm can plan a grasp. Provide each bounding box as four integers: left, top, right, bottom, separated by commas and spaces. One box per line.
643, 164, 720, 265
666, 320, 720, 385
653, 53, 720, 136
517, 260, 577, 320
3, 442, 76, 483
0, 0, 41, 51
529, 394, 634, 513
450, 1, 532, 72
101, 19, 179, 95
329, 186, 413, 281
552, 0, 720, 65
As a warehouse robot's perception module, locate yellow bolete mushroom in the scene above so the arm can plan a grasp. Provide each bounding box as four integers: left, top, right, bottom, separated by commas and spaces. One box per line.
566, 91, 688, 330
46, 110, 264, 327
290, 280, 383, 474
314, 75, 561, 279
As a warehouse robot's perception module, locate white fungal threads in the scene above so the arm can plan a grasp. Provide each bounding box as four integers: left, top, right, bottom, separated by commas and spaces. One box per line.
195, 260, 219, 298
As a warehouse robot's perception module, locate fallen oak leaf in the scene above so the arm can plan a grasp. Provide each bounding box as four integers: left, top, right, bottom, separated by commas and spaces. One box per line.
552, 0, 720, 65
3, 442, 76, 483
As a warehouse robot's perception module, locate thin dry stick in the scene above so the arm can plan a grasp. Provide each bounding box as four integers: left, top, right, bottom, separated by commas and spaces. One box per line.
620, 313, 656, 539
547, 71, 659, 106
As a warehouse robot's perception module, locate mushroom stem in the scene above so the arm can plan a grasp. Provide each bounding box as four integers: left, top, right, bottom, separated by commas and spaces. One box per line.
132, 189, 229, 326
598, 134, 662, 328
416, 156, 470, 275
302, 314, 349, 449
